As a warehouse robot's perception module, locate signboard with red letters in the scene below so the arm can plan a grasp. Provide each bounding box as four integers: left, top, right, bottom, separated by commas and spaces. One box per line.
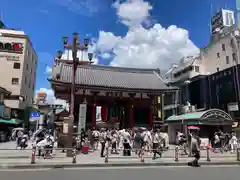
0, 42, 23, 54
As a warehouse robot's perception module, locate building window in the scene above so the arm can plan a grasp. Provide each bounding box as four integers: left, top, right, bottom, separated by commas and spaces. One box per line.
13, 62, 21, 69
11, 78, 19, 85
222, 44, 226, 51
226, 56, 229, 64
26, 64, 28, 70
32, 83, 35, 91
232, 53, 237, 61
25, 77, 27, 84
29, 83, 31, 88
217, 68, 220, 72
195, 66, 199, 72
217, 53, 220, 58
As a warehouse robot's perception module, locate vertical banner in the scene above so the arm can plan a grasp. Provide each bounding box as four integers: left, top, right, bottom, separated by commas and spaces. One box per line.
78, 104, 87, 133
96, 106, 102, 121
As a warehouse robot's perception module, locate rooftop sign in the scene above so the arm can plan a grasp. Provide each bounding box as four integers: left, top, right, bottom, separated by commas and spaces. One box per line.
0, 42, 23, 54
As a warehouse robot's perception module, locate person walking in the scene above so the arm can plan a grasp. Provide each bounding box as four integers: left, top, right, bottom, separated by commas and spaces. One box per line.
133, 129, 142, 157
152, 129, 162, 159
188, 133, 201, 167
99, 129, 107, 157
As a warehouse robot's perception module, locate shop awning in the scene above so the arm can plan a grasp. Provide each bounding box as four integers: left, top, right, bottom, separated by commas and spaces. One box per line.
166, 109, 233, 122
0, 118, 21, 125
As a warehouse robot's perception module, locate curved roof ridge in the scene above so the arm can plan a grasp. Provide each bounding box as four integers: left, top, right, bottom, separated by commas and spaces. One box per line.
153, 71, 165, 83
60, 63, 160, 74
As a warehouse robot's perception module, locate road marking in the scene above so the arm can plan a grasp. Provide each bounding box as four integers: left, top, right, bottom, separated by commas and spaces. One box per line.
62, 164, 240, 170
0, 168, 52, 172
0, 164, 239, 172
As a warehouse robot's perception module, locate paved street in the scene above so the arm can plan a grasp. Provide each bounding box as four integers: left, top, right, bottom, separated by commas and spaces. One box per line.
0, 166, 240, 180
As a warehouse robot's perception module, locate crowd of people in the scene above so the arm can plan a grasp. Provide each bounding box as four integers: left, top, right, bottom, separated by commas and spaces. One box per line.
12, 128, 55, 158
11, 126, 240, 167
77, 127, 169, 160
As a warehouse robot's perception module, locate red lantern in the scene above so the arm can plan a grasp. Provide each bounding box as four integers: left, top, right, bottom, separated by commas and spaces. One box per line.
101, 105, 107, 122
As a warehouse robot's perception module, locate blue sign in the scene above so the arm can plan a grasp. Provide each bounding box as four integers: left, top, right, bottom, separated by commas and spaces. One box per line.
30, 112, 40, 118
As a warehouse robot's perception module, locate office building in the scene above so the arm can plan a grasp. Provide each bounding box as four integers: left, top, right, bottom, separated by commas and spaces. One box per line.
164, 7, 240, 119
0, 21, 38, 110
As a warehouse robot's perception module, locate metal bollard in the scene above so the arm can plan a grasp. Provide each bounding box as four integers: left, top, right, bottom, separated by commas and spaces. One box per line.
175, 146, 179, 162
236, 148, 240, 161
140, 147, 145, 163
31, 146, 36, 164
206, 146, 211, 161
72, 148, 77, 164
105, 144, 109, 163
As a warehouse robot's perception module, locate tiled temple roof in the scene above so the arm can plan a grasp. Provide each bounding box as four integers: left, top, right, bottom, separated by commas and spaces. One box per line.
50, 63, 175, 91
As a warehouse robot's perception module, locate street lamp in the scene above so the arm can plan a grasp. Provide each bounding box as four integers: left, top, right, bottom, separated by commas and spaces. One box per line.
60, 32, 93, 157
57, 50, 63, 59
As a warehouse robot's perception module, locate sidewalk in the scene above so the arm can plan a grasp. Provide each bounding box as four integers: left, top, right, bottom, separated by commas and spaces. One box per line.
0, 149, 239, 169
0, 141, 64, 159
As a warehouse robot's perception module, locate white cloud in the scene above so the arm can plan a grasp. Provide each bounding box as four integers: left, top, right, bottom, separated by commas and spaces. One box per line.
101, 52, 111, 59
45, 66, 52, 74
54, 0, 104, 16
96, 31, 121, 52
35, 88, 69, 109
61, 48, 99, 64
95, 0, 199, 70
113, 0, 152, 27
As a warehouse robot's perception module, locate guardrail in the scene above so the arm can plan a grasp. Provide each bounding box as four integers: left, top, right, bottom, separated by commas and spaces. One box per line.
0, 145, 239, 165
0, 146, 77, 164
104, 145, 240, 163
30, 147, 77, 164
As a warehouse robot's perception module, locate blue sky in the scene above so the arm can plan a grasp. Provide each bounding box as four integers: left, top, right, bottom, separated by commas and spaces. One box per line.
0, 0, 237, 100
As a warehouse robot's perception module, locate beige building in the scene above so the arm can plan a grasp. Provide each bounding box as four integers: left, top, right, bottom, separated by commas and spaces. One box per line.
0, 27, 38, 109
165, 8, 238, 84
164, 25, 240, 84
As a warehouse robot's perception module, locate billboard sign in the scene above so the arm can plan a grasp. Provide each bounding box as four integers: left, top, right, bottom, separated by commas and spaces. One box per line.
0, 54, 20, 61
211, 9, 235, 34
0, 42, 23, 54
222, 9, 235, 27
37, 92, 47, 102
211, 11, 224, 34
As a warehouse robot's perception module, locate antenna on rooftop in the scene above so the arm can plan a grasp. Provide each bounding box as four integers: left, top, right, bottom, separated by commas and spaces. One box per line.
0, 12, 5, 29
209, 3, 213, 34
224, 3, 227, 9
0, 11, 3, 21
